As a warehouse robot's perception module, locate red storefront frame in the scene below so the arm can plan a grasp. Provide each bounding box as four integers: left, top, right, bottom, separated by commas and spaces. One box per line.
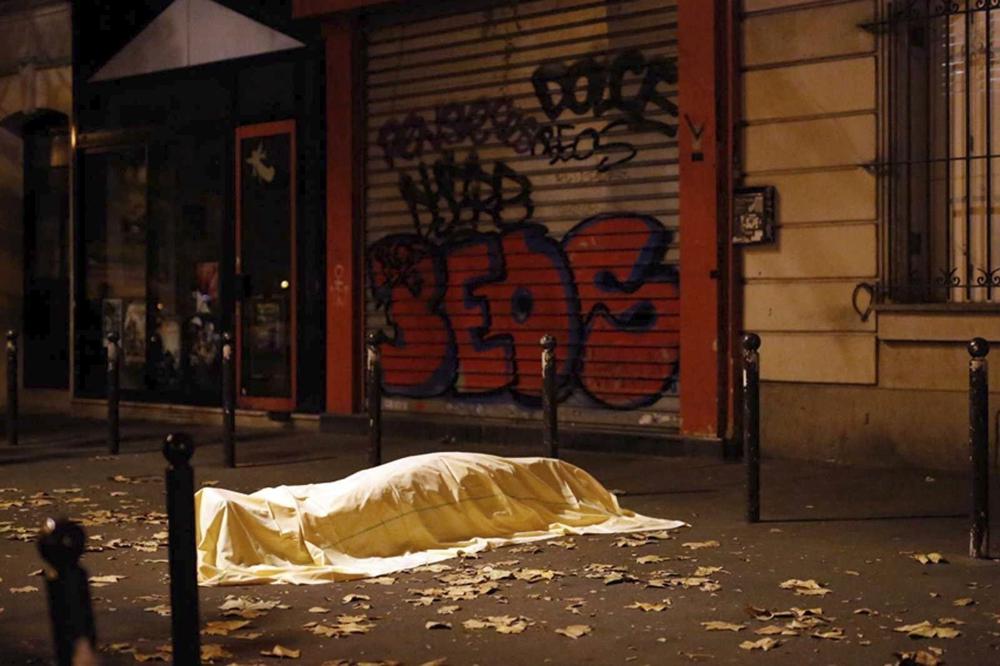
296, 0, 739, 441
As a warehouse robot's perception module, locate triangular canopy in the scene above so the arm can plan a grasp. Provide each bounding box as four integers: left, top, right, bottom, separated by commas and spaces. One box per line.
91, 0, 305, 82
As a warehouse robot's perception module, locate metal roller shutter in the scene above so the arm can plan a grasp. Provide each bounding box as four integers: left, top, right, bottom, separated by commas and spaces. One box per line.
363, 0, 680, 430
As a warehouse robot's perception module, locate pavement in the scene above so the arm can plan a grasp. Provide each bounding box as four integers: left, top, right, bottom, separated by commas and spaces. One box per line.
0, 416, 999, 665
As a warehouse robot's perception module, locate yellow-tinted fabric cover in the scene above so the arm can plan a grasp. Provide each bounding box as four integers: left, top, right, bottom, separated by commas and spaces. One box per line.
195, 452, 685, 586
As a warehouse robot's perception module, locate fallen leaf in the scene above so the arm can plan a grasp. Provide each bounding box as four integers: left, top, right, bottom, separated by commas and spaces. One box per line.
425, 620, 452, 630
953, 597, 975, 607
739, 638, 781, 651
90, 574, 127, 587
636, 555, 670, 564
682, 541, 720, 551
437, 605, 460, 615
913, 553, 948, 565
811, 627, 845, 640
701, 621, 745, 632
342, 593, 370, 604
626, 601, 669, 612
261, 644, 301, 658
9, 586, 37, 593
548, 539, 576, 550
754, 625, 798, 637
555, 624, 592, 639
200, 644, 233, 661
131, 650, 170, 662
779, 579, 832, 596
233, 631, 264, 640
144, 604, 171, 617
894, 649, 944, 665
308, 607, 330, 614
513, 568, 561, 583
366, 576, 396, 585
462, 615, 533, 634
202, 620, 250, 636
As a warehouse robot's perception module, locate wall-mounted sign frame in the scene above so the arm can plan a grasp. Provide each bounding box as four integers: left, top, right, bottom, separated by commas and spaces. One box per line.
733, 186, 776, 245
235, 120, 297, 412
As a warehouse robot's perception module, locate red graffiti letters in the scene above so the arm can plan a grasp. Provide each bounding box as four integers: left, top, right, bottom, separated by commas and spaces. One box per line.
368, 214, 678, 408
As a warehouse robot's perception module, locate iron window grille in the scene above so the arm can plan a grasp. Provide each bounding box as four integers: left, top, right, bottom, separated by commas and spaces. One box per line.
878, 0, 1000, 303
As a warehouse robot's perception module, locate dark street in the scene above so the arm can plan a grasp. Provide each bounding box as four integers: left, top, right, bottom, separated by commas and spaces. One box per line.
1, 421, 998, 665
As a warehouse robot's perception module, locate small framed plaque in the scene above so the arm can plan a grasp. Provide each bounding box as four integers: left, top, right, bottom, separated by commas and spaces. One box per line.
733, 186, 776, 245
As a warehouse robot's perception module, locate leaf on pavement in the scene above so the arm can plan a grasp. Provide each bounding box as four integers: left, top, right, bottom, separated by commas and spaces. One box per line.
739, 638, 781, 651
636, 555, 670, 564
682, 541, 720, 551
894, 648, 944, 665
425, 620, 452, 630
701, 621, 745, 632
953, 597, 975, 607
366, 576, 396, 585
261, 644, 301, 659
462, 615, 533, 634
200, 644, 233, 662
626, 601, 670, 612
913, 553, 948, 565
811, 628, 845, 640
143, 604, 171, 617
754, 625, 798, 636
894, 621, 961, 639
9, 586, 37, 593
555, 624, 592, 639
202, 620, 250, 636
90, 574, 127, 587
342, 593, 370, 604
779, 579, 831, 596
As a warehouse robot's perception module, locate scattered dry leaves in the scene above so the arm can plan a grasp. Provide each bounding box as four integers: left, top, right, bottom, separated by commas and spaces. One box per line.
894, 621, 961, 639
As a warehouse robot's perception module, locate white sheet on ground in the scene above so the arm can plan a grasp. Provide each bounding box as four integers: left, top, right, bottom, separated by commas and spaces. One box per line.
195, 451, 686, 586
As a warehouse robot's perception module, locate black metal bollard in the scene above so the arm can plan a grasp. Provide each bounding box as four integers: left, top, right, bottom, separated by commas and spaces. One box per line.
969, 338, 990, 559
541, 335, 559, 459
38, 518, 97, 666
163, 433, 201, 665
222, 332, 236, 468
367, 332, 382, 467
743, 333, 761, 524
6, 330, 17, 446
107, 332, 120, 455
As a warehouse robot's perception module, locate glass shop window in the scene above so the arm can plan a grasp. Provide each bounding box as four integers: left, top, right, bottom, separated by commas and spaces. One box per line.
77, 134, 225, 403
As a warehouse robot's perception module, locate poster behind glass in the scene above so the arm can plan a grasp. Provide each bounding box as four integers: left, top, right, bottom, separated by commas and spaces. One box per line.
80, 134, 224, 403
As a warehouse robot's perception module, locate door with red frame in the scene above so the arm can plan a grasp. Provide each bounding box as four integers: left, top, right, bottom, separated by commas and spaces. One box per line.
235, 120, 297, 411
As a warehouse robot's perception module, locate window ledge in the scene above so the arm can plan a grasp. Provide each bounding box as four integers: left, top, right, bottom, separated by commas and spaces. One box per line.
875, 302, 1000, 313
877, 307, 1000, 342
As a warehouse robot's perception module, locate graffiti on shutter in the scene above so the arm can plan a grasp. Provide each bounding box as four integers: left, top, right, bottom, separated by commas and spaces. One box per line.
365, 0, 680, 427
